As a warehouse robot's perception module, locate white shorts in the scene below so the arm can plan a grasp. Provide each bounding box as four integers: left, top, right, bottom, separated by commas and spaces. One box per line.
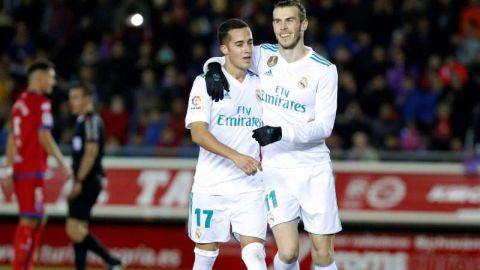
263, 162, 342, 235
188, 191, 267, 243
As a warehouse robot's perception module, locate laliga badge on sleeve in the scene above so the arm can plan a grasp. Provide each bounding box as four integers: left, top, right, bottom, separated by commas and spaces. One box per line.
267, 56, 278, 67
190, 96, 202, 110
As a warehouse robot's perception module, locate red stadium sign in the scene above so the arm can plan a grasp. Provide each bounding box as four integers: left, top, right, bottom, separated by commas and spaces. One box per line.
1, 158, 479, 225
1, 159, 479, 269
0, 223, 479, 270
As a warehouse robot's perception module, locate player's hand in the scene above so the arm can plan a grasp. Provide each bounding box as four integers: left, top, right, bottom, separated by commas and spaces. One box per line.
68, 181, 82, 200
62, 164, 73, 181
252, 126, 282, 146
205, 62, 229, 102
232, 153, 262, 176
1, 177, 13, 196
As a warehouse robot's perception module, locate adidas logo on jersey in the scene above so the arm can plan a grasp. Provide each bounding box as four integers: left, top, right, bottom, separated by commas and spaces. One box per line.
224, 90, 231, 99
264, 70, 273, 77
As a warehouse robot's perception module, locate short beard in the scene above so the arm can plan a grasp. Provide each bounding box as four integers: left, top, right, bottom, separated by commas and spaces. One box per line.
278, 26, 302, 50
279, 34, 301, 50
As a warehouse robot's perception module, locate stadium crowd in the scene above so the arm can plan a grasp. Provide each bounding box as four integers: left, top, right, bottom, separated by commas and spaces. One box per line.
0, 0, 479, 159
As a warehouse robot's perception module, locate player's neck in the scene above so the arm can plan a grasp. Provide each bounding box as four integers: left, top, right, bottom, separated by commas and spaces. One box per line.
27, 84, 44, 95
80, 106, 94, 116
223, 63, 246, 83
279, 42, 309, 63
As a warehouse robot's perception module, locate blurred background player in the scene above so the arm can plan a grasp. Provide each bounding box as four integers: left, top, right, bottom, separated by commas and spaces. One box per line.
205, 1, 342, 269
1, 60, 71, 270
185, 19, 267, 270
66, 82, 122, 270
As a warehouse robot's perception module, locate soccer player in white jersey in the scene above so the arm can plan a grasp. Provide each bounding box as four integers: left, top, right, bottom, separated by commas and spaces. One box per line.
204, 1, 342, 270
185, 19, 268, 270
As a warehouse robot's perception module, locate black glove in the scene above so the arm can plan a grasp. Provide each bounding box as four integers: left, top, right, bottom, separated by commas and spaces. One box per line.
205, 62, 229, 102
252, 126, 282, 146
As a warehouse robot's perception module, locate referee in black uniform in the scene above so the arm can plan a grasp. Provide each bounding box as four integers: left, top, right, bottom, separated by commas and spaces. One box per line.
66, 82, 122, 270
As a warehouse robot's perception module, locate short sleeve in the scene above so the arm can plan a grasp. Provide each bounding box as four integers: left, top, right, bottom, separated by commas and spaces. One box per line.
37, 99, 53, 130
185, 76, 213, 129
85, 115, 100, 142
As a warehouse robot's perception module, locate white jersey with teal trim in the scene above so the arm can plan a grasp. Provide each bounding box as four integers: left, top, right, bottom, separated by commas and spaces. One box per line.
185, 68, 263, 195
252, 43, 338, 168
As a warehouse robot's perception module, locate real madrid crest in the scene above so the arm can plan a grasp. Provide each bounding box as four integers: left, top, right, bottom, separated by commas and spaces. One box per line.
267, 56, 278, 67
298, 77, 308, 89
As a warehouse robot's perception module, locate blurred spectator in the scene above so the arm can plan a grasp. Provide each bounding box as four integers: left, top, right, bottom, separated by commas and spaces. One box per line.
177, 135, 200, 158
360, 75, 393, 119
54, 100, 74, 144
460, 0, 480, 38
98, 40, 133, 103
8, 21, 35, 62
134, 68, 161, 114
347, 131, 379, 161
337, 71, 358, 115
166, 97, 186, 146
326, 19, 354, 57
156, 43, 176, 66
469, 51, 480, 96
432, 102, 453, 150
143, 109, 168, 146
399, 122, 421, 151
80, 40, 99, 65
396, 75, 439, 127
41, 0, 75, 46
101, 95, 130, 145
439, 55, 469, 86
371, 103, 402, 148
420, 55, 443, 89
430, 0, 459, 55
0, 60, 14, 103
446, 74, 472, 141
386, 48, 418, 94
371, 0, 398, 46
456, 21, 480, 65
405, 17, 433, 67
158, 127, 178, 148
0, 0, 477, 158
360, 45, 388, 85
135, 41, 154, 72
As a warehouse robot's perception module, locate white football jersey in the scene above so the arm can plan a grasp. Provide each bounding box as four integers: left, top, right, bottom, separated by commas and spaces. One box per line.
185, 68, 263, 195
251, 44, 338, 168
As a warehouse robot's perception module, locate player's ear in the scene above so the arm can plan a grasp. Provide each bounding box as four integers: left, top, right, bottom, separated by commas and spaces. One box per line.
301, 19, 308, 32
220, 44, 228, 55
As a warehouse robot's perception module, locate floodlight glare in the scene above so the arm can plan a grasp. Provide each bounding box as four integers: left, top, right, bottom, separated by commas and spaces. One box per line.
130, 13, 144, 27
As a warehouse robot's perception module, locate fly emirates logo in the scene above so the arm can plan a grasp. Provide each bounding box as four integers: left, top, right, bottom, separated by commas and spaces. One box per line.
259, 85, 307, 113
217, 105, 262, 127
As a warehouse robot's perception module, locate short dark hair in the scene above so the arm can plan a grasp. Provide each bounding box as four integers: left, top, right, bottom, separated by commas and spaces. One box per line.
274, 0, 307, 21
218, 18, 249, 45
27, 60, 54, 78
70, 81, 95, 97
